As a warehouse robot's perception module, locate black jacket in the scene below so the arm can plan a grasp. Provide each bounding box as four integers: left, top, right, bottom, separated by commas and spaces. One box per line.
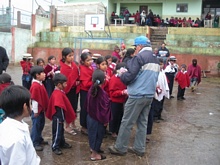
0, 46, 9, 74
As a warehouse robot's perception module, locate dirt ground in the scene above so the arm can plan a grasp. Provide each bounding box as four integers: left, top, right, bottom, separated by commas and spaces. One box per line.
6, 65, 220, 165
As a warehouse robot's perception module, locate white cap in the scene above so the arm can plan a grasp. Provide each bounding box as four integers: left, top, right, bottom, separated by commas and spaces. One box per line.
22, 53, 33, 59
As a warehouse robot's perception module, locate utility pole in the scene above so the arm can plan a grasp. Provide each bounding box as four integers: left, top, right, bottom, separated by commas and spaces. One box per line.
9, 0, 11, 8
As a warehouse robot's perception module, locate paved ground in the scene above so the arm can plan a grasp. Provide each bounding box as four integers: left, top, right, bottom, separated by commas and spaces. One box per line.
6, 65, 220, 165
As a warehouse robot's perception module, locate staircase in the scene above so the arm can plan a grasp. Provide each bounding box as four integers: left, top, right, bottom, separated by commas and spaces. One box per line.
150, 27, 168, 50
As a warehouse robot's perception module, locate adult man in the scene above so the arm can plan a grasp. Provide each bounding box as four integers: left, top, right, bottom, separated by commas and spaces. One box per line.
158, 43, 170, 65
187, 59, 201, 92
0, 46, 9, 74
108, 36, 160, 157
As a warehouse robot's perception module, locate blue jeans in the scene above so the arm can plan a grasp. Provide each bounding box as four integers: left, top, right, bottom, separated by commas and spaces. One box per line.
115, 97, 152, 153
31, 111, 45, 146
190, 77, 198, 87
87, 114, 105, 152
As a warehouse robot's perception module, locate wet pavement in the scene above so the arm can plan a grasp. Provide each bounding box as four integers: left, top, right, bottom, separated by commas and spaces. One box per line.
6, 65, 220, 165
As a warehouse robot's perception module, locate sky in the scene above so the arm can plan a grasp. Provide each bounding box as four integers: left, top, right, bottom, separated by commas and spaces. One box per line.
0, 0, 64, 13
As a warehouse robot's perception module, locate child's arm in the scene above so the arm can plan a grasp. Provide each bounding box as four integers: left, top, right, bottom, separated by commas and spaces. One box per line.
32, 100, 39, 117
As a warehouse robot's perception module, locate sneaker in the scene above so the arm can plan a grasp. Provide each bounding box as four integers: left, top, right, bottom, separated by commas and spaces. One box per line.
170, 96, 175, 98
108, 146, 126, 156
181, 97, 186, 100
61, 142, 72, 149
128, 147, 145, 157
177, 97, 182, 101
53, 148, 62, 155
34, 145, 43, 151
41, 140, 49, 145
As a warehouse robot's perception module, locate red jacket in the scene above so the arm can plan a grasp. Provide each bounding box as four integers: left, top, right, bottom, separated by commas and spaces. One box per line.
102, 73, 110, 96
109, 75, 127, 103
46, 89, 76, 124
20, 61, 32, 75
187, 64, 201, 84
175, 71, 190, 89
79, 65, 93, 91
60, 60, 80, 94
30, 82, 49, 113
44, 64, 58, 79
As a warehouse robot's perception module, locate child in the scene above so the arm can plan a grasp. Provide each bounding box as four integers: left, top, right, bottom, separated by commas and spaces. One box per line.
164, 56, 178, 98
79, 52, 94, 134
44, 55, 59, 97
30, 66, 49, 151
112, 45, 121, 60
20, 53, 33, 90
36, 58, 45, 68
86, 69, 111, 161
96, 56, 109, 95
60, 48, 79, 134
0, 85, 40, 164
0, 73, 14, 123
175, 64, 190, 100
106, 55, 116, 78
46, 73, 76, 155
109, 62, 128, 139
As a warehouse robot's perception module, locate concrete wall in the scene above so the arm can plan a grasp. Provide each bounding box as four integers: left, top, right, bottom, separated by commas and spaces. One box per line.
0, 32, 12, 61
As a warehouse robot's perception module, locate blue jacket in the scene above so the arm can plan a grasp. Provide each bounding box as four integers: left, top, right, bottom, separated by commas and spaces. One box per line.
120, 47, 160, 98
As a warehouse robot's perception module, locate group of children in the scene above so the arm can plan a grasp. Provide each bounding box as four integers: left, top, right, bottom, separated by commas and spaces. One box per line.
0, 46, 199, 163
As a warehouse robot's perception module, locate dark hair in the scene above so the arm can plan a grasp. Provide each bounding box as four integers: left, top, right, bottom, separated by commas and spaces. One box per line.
113, 62, 126, 74
36, 58, 45, 65
62, 47, 73, 62
91, 69, 105, 97
96, 56, 106, 65
53, 73, 67, 86
0, 73, 12, 84
158, 58, 164, 64
124, 48, 135, 58
80, 52, 91, 64
112, 56, 118, 63
0, 85, 30, 118
30, 66, 44, 79
105, 55, 112, 61
48, 55, 56, 62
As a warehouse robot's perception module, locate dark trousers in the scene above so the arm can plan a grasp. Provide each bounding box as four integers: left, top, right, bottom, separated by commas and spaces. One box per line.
177, 85, 185, 98
147, 100, 154, 135
31, 111, 45, 146
166, 73, 175, 96
80, 90, 88, 128
45, 78, 55, 98
153, 97, 165, 119
22, 74, 32, 90
66, 87, 78, 114
109, 102, 124, 134
52, 107, 65, 150
87, 114, 105, 152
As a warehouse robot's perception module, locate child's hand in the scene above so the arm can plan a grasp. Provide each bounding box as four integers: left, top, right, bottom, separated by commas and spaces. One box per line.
34, 113, 39, 117
122, 89, 128, 95
76, 81, 80, 86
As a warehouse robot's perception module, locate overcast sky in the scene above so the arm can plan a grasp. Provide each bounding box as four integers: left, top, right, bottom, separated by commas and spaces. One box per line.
0, 0, 64, 13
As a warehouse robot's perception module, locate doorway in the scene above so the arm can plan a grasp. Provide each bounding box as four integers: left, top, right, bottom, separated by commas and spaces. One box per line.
139, 6, 148, 14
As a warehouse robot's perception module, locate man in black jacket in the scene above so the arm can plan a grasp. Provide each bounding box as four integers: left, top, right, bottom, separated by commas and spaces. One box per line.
0, 46, 9, 74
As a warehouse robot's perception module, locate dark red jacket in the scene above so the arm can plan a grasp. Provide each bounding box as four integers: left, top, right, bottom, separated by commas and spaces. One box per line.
60, 60, 80, 94
175, 71, 190, 89
30, 82, 49, 113
46, 89, 76, 124
20, 61, 32, 75
109, 75, 127, 103
79, 65, 93, 91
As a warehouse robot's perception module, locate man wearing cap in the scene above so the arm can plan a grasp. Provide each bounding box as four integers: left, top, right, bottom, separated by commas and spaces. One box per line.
0, 46, 9, 75
108, 36, 160, 157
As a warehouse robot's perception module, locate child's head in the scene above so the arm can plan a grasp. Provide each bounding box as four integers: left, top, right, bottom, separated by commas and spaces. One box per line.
125, 48, 135, 58
169, 56, 177, 64
105, 55, 112, 65
112, 56, 119, 64
181, 64, 187, 71
0, 73, 12, 84
91, 69, 105, 97
80, 52, 92, 67
30, 66, 45, 81
36, 58, 45, 67
62, 47, 74, 64
22, 53, 33, 62
53, 73, 67, 90
114, 62, 126, 74
48, 55, 56, 65
114, 45, 120, 53
0, 85, 31, 119
96, 56, 107, 72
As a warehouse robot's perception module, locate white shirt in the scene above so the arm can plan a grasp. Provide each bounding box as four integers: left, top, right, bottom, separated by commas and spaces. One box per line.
0, 118, 41, 165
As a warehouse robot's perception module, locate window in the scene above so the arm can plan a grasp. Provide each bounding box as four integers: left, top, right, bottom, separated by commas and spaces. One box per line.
176, 4, 188, 13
